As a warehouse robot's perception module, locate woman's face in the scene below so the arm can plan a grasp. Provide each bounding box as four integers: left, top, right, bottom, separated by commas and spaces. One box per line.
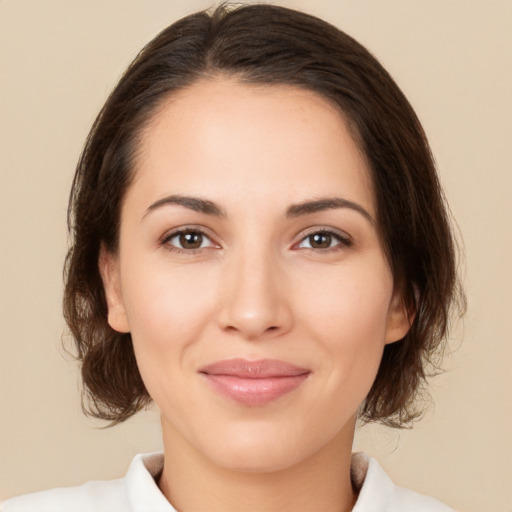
101, 78, 410, 472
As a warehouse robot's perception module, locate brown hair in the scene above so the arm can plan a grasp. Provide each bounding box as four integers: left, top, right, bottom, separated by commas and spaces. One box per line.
64, 3, 464, 427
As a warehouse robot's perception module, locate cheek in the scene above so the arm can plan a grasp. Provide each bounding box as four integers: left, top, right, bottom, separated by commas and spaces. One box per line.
300, 262, 393, 344
118, 259, 219, 374
298, 261, 393, 397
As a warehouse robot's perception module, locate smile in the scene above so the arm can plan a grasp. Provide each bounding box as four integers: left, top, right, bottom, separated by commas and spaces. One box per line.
199, 358, 311, 406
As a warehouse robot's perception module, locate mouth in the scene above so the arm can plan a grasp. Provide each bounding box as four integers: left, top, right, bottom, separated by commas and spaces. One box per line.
199, 358, 311, 406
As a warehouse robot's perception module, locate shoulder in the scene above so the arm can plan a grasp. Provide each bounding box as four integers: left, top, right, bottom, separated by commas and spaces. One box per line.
1, 478, 128, 512
351, 452, 454, 512
1, 452, 172, 512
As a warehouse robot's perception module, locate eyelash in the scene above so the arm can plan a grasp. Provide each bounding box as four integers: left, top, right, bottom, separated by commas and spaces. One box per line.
294, 228, 352, 252
160, 227, 218, 254
160, 227, 352, 254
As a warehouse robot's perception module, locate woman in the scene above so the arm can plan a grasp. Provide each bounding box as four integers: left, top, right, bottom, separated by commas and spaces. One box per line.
2, 4, 464, 511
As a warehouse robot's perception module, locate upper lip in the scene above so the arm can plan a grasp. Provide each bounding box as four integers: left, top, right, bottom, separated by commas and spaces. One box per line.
199, 358, 310, 378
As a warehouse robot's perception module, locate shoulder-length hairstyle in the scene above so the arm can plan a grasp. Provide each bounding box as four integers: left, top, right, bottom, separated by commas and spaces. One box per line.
64, 3, 464, 427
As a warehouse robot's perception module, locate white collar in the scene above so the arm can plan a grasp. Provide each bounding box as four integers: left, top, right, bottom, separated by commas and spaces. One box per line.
126, 451, 451, 512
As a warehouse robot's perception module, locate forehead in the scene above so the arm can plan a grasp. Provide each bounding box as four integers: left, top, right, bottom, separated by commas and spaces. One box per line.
131, 77, 374, 216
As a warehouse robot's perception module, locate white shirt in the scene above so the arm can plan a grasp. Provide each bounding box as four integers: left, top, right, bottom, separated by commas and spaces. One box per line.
1, 452, 453, 511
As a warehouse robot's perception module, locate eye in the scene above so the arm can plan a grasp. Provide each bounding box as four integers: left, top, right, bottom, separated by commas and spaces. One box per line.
162, 229, 216, 251
297, 230, 351, 250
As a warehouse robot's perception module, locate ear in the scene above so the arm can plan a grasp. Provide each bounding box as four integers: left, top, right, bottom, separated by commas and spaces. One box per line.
98, 245, 130, 333
385, 288, 416, 345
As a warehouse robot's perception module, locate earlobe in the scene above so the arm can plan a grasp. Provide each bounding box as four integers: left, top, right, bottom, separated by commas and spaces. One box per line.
98, 246, 130, 333
385, 290, 416, 345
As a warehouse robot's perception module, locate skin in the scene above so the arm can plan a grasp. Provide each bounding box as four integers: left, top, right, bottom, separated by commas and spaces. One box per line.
100, 78, 412, 512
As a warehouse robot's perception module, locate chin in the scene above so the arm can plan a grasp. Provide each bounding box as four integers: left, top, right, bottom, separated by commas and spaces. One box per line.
213, 445, 304, 474
200, 423, 323, 474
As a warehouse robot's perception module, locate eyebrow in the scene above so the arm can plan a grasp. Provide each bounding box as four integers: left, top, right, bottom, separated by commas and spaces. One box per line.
286, 197, 374, 224
145, 195, 226, 218
144, 194, 373, 224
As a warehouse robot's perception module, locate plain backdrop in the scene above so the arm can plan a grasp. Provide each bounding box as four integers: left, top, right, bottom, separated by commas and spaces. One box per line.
1, 1, 511, 511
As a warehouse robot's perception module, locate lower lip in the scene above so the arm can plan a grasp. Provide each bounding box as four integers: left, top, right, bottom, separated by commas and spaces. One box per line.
202, 374, 309, 406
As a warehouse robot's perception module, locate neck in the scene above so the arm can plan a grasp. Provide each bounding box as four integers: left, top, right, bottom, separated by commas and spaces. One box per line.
158, 417, 357, 512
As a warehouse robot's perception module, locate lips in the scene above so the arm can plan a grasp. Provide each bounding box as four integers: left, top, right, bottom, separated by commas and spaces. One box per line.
199, 358, 310, 406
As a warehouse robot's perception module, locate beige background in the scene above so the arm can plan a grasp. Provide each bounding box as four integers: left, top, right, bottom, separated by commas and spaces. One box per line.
1, 1, 511, 510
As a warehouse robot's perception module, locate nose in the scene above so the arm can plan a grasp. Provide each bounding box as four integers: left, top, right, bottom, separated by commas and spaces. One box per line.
216, 247, 293, 341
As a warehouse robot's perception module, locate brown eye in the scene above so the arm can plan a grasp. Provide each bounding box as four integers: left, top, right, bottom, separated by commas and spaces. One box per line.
179, 232, 203, 249
297, 230, 351, 250
308, 233, 332, 249
164, 229, 215, 251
